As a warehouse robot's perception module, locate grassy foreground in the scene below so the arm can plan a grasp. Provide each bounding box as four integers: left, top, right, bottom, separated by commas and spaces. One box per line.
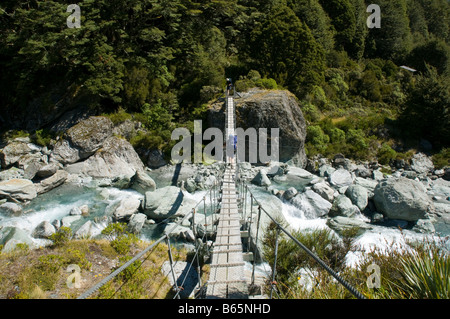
262, 224, 450, 299
0, 224, 196, 299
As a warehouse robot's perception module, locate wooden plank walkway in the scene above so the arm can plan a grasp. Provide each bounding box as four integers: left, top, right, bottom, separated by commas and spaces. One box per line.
206, 96, 249, 299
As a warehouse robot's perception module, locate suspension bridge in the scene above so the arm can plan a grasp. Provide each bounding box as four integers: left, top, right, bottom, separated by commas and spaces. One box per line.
77, 90, 366, 300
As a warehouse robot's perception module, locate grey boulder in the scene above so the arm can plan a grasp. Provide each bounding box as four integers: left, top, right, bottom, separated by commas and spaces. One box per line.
312, 182, 335, 202
327, 216, 372, 236
127, 213, 147, 234
373, 177, 434, 221
329, 195, 360, 218
282, 187, 298, 201
345, 185, 369, 211
32, 221, 56, 239
0, 179, 37, 202
52, 116, 114, 164
410, 153, 434, 175
290, 189, 332, 219
0, 227, 35, 252
329, 169, 354, 188
131, 170, 157, 194
251, 169, 271, 187
112, 197, 141, 221
143, 186, 184, 220
65, 136, 144, 181
0, 141, 37, 169
35, 170, 68, 195
0, 202, 23, 216
36, 163, 59, 179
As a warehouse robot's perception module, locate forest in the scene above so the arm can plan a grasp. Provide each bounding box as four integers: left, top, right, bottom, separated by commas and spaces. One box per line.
0, 0, 449, 165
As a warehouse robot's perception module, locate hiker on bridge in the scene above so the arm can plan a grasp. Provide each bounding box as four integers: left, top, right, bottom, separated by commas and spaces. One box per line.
226, 78, 233, 96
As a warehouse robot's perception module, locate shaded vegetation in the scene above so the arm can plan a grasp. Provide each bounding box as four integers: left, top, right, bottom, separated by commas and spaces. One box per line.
0, 0, 449, 163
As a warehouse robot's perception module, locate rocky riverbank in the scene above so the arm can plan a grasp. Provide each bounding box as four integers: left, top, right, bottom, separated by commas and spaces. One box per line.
1, 112, 449, 260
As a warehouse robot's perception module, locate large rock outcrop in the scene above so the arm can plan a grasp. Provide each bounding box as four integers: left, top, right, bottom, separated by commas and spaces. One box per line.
65, 136, 144, 181
142, 186, 185, 220
236, 90, 307, 167
208, 89, 307, 167
52, 116, 114, 164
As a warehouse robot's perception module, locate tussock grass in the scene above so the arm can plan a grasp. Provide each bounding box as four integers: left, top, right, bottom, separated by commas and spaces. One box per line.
263, 223, 449, 299
0, 234, 190, 299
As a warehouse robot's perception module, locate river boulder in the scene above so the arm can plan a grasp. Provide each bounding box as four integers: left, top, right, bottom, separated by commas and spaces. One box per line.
36, 163, 59, 179
0, 179, 37, 202
32, 221, 56, 239
0, 227, 35, 252
35, 170, 68, 195
329, 195, 360, 218
0, 167, 25, 182
373, 177, 433, 221
345, 185, 369, 211
0, 202, 23, 216
111, 197, 141, 222
0, 141, 38, 169
329, 169, 354, 188
251, 169, 271, 187
312, 182, 335, 202
143, 186, 184, 220
410, 153, 434, 175
290, 189, 332, 219
327, 216, 372, 236
131, 170, 157, 194
127, 213, 147, 234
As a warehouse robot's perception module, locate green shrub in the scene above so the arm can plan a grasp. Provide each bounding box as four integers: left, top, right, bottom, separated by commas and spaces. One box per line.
31, 129, 54, 147
49, 227, 73, 247
306, 126, 330, 150
346, 129, 367, 151
255, 78, 278, 90
129, 131, 164, 150
103, 107, 132, 125
325, 69, 349, 98
38, 254, 65, 273
309, 85, 328, 109
247, 70, 261, 81
65, 248, 92, 270
432, 148, 450, 169
235, 71, 278, 92
6, 130, 30, 140
359, 70, 382, 102
377, 143, 397, 165
301, 102, 321, 123
329, 128, 346, 143
263, 223, 357, 297
111, 234, 139, 255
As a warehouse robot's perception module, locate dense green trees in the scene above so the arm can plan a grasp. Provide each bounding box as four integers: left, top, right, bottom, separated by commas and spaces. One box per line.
248, 4, 325, 95
0, 0, 449, 159
319, 0, 356, 52
365, 0, 413, 62
400, 67, 450, 148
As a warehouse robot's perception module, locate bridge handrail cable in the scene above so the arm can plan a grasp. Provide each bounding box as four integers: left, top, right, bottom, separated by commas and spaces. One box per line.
77, 171, 224, 300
